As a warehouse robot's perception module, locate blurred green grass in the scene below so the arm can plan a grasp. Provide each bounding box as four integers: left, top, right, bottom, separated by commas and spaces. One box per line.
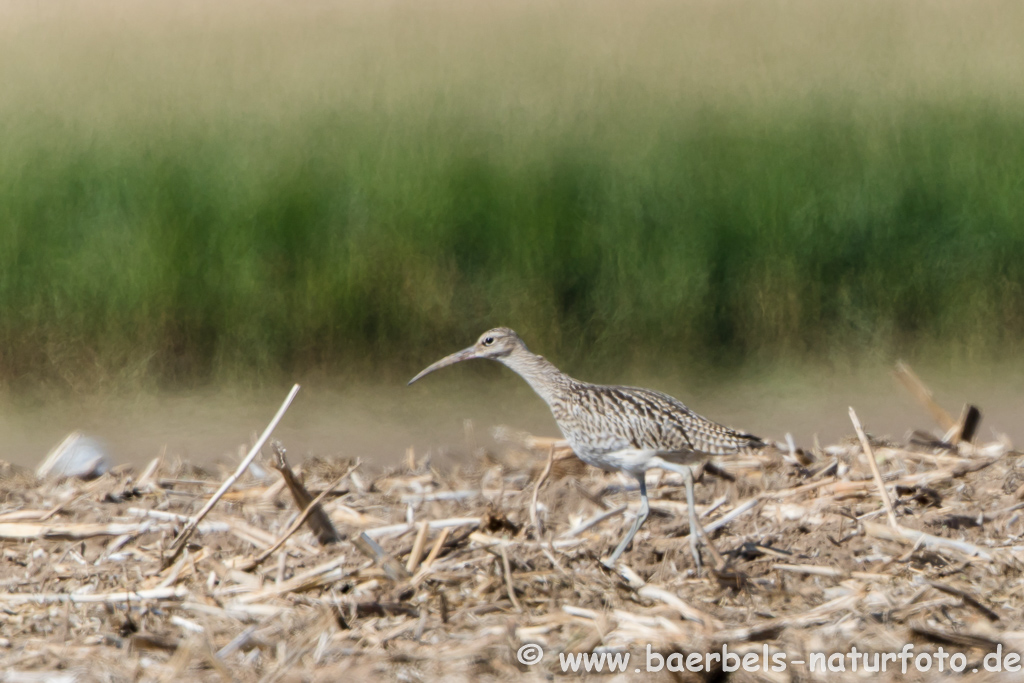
1, 0, 1023, 388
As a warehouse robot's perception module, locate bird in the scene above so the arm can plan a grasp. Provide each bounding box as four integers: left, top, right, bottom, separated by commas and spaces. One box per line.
408, 327, 771, 569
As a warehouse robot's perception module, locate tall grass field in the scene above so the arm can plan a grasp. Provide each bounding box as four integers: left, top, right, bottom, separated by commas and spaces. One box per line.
1, 0, 1023, 388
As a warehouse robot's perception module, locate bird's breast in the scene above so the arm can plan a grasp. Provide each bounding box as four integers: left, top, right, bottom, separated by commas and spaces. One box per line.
557, 425, 631, 463
550, 398, 634, 456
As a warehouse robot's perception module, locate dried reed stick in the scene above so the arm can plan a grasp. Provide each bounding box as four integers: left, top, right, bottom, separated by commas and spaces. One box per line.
849, 406, 899, 529
894, 361, 956, 431
239, 466, 354, 572
530, 446, 555, 540
499, 544, 522, 611
406, 521, 430, 574
164, 384, 301, 566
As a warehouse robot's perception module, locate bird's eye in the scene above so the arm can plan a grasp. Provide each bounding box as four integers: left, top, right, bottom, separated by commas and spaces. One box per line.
483, 337, 494, 346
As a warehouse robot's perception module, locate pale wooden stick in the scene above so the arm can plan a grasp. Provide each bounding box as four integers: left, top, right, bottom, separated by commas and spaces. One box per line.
637, 585, 722, 629
774, 563, 845, 577
469, 530, 585, 551
863, 521, 996, 561
894, 361, 955, 431
560, 505, 628, 539
530, 446, 555, 540
363, 517, 480, 539
405, 521, 430, 574
0, 587, 187, 605
0, 522, 154, 540
165, 384, 301, 566
849, 407, 899, 529
499, 544, 522, 611
410, 527, 454, 586
773, 563, 890, 580
137, 455, 163, 490
422, 526, 451, 569
703, 498, 760, 534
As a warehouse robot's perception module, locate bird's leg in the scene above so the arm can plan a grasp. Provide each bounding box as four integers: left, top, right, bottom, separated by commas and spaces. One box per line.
653, 460, 724, 571
678, 465, 703, 570
603, 474, 649, 568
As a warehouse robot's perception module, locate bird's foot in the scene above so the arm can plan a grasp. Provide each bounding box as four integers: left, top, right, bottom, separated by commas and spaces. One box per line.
689, 536, 702, 572
600, 559, 646, 589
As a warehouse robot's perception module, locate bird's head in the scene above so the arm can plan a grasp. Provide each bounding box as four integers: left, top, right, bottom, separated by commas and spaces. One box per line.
407, 327, 527, 385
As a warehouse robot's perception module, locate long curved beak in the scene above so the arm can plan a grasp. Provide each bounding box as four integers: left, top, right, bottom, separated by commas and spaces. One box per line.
407, 347, 479, 385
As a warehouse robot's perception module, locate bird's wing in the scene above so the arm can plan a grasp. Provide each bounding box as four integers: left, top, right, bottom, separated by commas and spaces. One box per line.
579, 385, 765, 456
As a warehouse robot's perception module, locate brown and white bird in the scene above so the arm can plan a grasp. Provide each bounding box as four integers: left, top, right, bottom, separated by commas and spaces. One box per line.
408, 327, 768, 568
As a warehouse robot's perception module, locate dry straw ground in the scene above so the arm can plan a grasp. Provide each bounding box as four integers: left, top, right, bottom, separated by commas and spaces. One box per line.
2, 368, 1023, 682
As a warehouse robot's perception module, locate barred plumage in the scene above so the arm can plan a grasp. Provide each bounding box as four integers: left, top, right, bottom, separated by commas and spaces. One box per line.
409, 326, 769, 568
561, 384, 765, 465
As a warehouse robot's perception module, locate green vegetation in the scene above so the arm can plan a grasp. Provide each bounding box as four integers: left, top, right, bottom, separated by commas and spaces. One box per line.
1, 0, 1023, 388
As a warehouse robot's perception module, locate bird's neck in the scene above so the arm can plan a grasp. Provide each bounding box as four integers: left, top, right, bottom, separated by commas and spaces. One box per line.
499, 350, 575, 406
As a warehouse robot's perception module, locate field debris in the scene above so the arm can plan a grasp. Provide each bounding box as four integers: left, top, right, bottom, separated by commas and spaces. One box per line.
3, 374, 1024, 681
37, 432, 111, 481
